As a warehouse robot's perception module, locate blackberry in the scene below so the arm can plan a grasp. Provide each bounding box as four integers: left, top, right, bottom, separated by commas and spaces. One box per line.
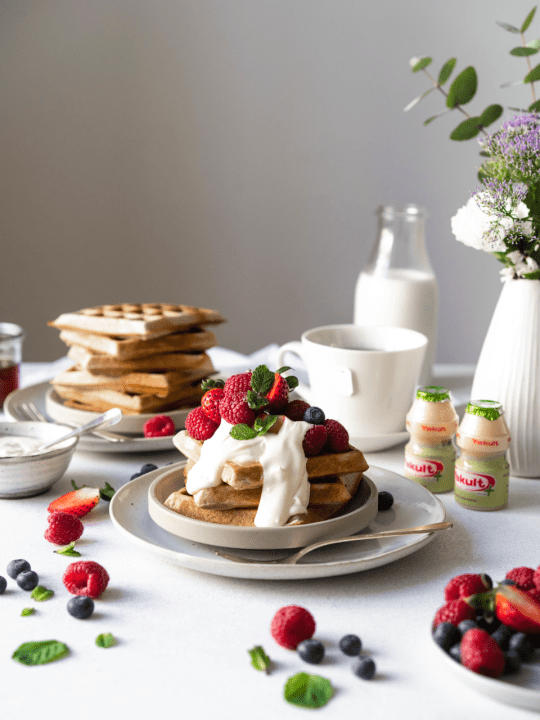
67, 596, 95, 619
303, 407, 325, 425
457, 619, 478, 636
7, 559, 30, 579
352, 656, 376, 680
297, 639, 325, 664
433, 622, 460, 652
0, 576, 6, 594
16, 570, 39, 591
377, 491, 394, 512
502, 650, 522, 675
508, 632, 535, 662
339, 634, 362, 656
449, 643, 461, 663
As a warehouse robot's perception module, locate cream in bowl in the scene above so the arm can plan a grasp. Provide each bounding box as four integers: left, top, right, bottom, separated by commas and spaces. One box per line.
0, 422, 78, 498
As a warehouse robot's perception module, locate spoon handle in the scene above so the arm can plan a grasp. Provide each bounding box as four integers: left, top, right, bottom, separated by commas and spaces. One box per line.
38, 408, 123, 450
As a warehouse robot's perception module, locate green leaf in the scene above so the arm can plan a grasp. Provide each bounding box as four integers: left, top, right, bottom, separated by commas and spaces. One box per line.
479, 104, 503, 127
253, 415, 278, 436
54, 542, 81, 557
523, 269, 540, 279
529, 98, 540, 111
230, 424, 258, 440
410, 57, 432, 73
276, 366, 292, 375
403, 87, 435, 112
521, 6, 537, 33
96, 633, 116, 648
497, 21, 521, 33
99, 482, 116, 502
12, 640, 69, 666
201, 378, 225, 391
510, 46, 539, 56
71, 480, 82, 490
250, 365, 274, 395
286, 376, 299, 390
525, 62, 540, 82
30, 585, 54, 602
21, 608, 35, 616
284, 673, 335, 709
246, 389, 269, 411
450, 117, 483, 141
423, 109, 452, 125
438, 58, 457, 85
527, 38, 540, 49
248, 646, 271, 673
446, 66, 477, 108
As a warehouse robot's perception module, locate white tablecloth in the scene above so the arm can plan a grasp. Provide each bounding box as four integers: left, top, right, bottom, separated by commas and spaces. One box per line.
1, 355, 539, 720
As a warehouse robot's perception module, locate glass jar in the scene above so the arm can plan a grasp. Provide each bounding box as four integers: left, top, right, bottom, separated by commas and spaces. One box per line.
0, 323, 25, 407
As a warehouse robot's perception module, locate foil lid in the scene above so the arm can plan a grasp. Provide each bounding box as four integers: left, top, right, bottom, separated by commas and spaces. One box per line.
466, 400, 503, 421
415, 386, 450, 402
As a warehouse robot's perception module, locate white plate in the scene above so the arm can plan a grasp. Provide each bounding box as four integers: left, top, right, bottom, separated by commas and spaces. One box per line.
430, 631, 540, 712
109, 464, 446, 580
3, 382, 186, 453
350, 430, 409, 453
148, 463, 378, 549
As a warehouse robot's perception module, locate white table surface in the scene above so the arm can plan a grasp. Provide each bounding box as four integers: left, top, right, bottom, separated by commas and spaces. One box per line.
1, 361, 539, 720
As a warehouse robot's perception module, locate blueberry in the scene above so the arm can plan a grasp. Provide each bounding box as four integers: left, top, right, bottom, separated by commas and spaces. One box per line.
377, 491, 394, 512
352, 656, 376, 680
67, 596, 95, 619
303, 407, 325, 425
16, 570, 39, 591
490, 624, 514, 650
140, 464, 158, 474
0, 576, 6, 594
449, 643, 461, 663
509, 632, 535, 662
503, 650, 522, 675
500, 578, 516, 586
457, 619, 478, 636
339, 634, 362, 656
476, 614, 500, 633
130, 472, 142, 480
297, 639, 325, 664
7, 559, 30, 579
433, 622, 460, 652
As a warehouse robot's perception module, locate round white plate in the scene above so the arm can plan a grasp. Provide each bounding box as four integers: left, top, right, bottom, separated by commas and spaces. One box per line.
109, 464, 446, 580
350, 430, 409, 453
148, 463, 378, 549
4, 382, 187, 453
430, 632, 540, 712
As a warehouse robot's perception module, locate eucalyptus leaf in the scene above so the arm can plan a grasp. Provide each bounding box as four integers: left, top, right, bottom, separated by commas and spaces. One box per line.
497, 21, 521, 33
510, 46, 539, 56
423, 109, 452, 125
450, 117, 482, 141
411, 57, 432, 73
446, 66, 477, 108
12, 640, 69, 666
479, 104, 503, 127
521, 6, 537, 33
438, 58, 457, 85
529, 98, 540, 111
524, 62, 540, 82
403, 88, 435, 112
284, 673, 335, 709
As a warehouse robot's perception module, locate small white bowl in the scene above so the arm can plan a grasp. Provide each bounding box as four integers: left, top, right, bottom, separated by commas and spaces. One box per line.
0, 422, 78, 498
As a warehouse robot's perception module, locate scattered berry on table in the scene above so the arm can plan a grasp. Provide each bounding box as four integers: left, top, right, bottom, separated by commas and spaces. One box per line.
130, 463, 159, 481
201, 389, 225, 424
67, 595, 95, 619
339, 634, 362, 656
302, 425, 328, 457
63, 560, 109, 599
44, 512, 84, 545
0, 576, 6, 594
185, 406, 219, 441
7, 559, 30, 579
505, 566, 536, 591
323, 419, 349, 452
433, 622, 460, 652
352, 657, 376, 680
219, 392, 256, 426
303, 407, 325, 425
271, 605, 316, 650
48, 486, 100, 518
17, 570, 39, 591
432, 598, 476, 629
284, 399, 310, 422
297, 638, 325, 664
444, 573, 491, 602
223, 372, 252, 397
460, 628, 505, 678
143, 415, 175, 438
377, 491, 394, 512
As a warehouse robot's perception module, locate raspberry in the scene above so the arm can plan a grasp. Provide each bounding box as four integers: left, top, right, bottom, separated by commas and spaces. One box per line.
63, 560, 110, 599
223, 372, 252, 396
533, 565, 540, 590
527, 587, 540, 603
44, 512, 84, 545
271, 605, 316, 649
185, 407, 219, 441
284, 399, 310, 421
201, 388, 224, 424
432, 599, 476, 629
265, 373, 289, 412
302, 425, 328, 456
505, 567, 536, 591
219, 391, 256, 426
444, 573, 491, 601
323, 419, 349, 453
143, 415, 175, 438
460, 628, 505, 678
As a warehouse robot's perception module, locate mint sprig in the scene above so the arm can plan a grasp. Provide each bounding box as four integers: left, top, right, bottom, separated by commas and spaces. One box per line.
248, 646, 271, 673
96, 633, 116, 649
246, 389, 269, 411
54, 542, 81, 557
30, 585, 54, 602
201, 378, 225, 391
99, 482, 116, 502
12, 640, 69, 666
250, 365, 275, 395
21, 607, 35, 617
230, 415, 277, 440
284, 673, 335, 709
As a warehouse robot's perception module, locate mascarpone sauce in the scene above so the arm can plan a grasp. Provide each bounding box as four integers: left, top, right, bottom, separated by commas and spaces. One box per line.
186, 417, 311, 528
0, 435, 46, 458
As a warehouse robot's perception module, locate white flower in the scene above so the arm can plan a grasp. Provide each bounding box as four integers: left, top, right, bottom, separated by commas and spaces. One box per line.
515, 202, 530, 220
450, 197, 506, 252
499, 250, 539, 281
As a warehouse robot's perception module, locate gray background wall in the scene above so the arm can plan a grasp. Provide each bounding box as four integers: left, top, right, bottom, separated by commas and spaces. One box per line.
1, 0, 534, 361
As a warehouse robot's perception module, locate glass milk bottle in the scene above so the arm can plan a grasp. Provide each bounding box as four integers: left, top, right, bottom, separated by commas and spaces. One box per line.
354, 204, 438, 385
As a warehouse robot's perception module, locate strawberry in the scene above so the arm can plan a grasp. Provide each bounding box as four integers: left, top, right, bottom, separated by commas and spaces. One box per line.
201, 388, 224, 424
505, 566, 536, 591
265, 373, 289, 412
432, 598, 476, 629
48, 487, 100, 518
460, 628, 505, 678
494, 584, 540, 634
302, 425, 328, 457
185, 406, 218, 441
444, 573, 492, 602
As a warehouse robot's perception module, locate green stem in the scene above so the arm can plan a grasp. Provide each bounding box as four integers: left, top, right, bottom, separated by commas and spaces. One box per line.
422, 67, 489, 136
521, 31, 537, 103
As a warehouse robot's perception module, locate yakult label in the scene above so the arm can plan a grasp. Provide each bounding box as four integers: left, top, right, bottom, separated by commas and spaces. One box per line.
454, 469, 496, 495
405, 455, 444, 481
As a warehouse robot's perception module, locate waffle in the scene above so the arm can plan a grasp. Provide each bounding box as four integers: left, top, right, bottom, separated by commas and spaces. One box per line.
67, 346, 213, 373
49, 303, 225, 337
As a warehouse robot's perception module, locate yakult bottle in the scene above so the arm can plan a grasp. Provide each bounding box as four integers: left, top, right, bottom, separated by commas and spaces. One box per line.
454, 400, 511, 511
404, 386, 458, 493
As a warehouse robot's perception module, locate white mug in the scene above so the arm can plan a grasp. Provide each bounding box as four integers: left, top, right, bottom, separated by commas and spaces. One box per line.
277, 324, 427, 437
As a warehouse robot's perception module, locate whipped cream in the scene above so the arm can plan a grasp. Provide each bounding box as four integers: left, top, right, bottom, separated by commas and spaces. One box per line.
0, 436, 46, 458
186, 417, 311, 527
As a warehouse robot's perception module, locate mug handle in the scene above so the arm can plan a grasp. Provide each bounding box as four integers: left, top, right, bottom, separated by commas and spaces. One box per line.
277, 341, 313, 404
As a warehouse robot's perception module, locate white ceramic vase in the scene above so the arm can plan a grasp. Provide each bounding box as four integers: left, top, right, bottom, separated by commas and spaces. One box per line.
471, 278, 540, 477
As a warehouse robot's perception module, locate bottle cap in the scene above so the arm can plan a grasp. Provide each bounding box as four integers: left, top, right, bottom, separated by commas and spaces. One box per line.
466, 400, 503, 421
415, 386, 450, 402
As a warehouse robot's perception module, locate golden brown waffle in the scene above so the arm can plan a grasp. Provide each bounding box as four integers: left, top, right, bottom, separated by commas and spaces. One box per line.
49, 304, 225, 338
67, 346, 213, 374
53, 383, 204, 414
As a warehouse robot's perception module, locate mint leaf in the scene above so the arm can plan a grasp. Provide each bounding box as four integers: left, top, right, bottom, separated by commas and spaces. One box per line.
248, 646, 271, 673
284, 673, 335, 709
276, 366, 292, 375
12, 640, 69, 666
21, 608, 35, 617
253, 415, 278, 436
201, 378, 225, 391
96, 633, 116, 648
285, 376, 299, 390
55, 542, 81, 557
30, 585, 54, 602
230, 424, 258, 440
246, 389, 269, 411
250, 365, 275, 395
71, 480, 82, 490
99, 482, 115, 502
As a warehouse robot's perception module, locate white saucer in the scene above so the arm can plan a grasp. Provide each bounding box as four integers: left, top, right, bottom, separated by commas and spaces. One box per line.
350, 430, 409, 453
109, 464, 446, 580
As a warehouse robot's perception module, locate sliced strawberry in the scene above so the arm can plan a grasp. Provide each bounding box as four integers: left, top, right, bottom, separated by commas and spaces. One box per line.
48, 487, 100, 518
495, 585, 540, 634
265, 373, 289, 411
201, 387, 224, 424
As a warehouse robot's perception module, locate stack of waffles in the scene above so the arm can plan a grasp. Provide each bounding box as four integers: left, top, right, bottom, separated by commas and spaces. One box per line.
48, 303, 225, 414
166, 429, 369, 526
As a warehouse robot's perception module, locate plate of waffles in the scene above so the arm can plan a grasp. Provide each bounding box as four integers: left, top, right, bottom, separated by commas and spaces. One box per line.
109, 463, 446, 580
